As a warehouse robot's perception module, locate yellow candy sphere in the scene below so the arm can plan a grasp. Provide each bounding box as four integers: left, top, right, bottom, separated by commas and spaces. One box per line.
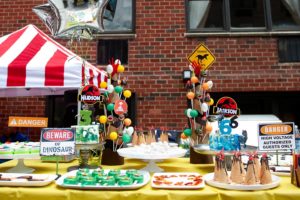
110, 131, 118, 140
124, 118, 132, 126
208, 98, 214, 106
117, 65, 125, 73
123, 90, 132, 98
190, 76, 199, 84
186, 92, 195, 100
99, 115, 107, 124
100, 81, 107, 88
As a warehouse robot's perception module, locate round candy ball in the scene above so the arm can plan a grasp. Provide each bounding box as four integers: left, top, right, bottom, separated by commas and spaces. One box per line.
186, 92, 195, 100
205, 122, 213, 133
202, 82, 209, 91
123, 90, 132, 98
100, 81, 107, 89
107, 103, 114, 111
106, 64, 113, 74
117, 65, 125, 73
99, 115, 107, 124
181, 132, 188, 139
184, 108, 192, 118
201, 103, 209, 112
114, 59, 121, 65
208, 98, 214, 106
107, 85, 114, 93
110, 131, 118, 140
122, 134, 131, 143
190, 109, 198, 118
124, 118, 132, 126
207, 80, 213, 89
183, 128, 192, 137
114, 86, 123, 93
190, 76, 199, 84
126, 126, 134, 136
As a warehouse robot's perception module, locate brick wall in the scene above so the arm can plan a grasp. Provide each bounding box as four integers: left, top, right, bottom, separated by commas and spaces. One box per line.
0, 0, 300, 140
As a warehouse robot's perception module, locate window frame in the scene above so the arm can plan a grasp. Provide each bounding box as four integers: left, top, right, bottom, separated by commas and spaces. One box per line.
185, 0, 300, 36
94, 0, 136, 39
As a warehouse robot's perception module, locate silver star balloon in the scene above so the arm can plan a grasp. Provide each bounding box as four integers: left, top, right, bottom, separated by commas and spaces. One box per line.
33, 0, 109, 39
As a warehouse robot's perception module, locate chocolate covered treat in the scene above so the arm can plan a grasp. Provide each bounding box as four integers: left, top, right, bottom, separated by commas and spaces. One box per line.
260, 153, 272, 185
230, 152, 245, 184
213, 150, 229, 183
244, 155, 257, 185
253, 152, 261, 182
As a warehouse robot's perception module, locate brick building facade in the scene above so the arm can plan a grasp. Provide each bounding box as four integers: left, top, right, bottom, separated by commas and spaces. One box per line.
1, 0, 300, 140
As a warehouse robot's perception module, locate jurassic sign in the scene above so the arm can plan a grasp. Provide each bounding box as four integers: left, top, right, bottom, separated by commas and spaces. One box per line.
258, 122, 295, 151
213, 96, 240, 117
78, 84, 102, 105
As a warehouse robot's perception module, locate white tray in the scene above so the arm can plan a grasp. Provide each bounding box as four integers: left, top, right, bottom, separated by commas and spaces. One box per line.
204, 172, 280, 190
117, 146, 187, 160
56, 169, 150, 190
151, 172, 205, 189
0, 173, 57, 187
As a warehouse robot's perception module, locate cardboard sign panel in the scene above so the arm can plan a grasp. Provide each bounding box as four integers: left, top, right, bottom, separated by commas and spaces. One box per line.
258, 122, 295, 151
40, 128, 75, 156
8, 116, 48, 128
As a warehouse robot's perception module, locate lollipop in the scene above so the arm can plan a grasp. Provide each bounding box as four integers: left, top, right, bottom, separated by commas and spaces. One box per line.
117, 65, 125, 73
99, 115, 107, 124
123, 118, 132, 126
183, 128, 192, 137
186, 92, 195, 100
106, 64, 113, 74
123, 90, 132, 99
190, 76, 199, 84
110, 131, 118, 140
100, 82, 107, 89
115, 86, 123, 94
202, 82, 209, 91
122, 134, 131, 143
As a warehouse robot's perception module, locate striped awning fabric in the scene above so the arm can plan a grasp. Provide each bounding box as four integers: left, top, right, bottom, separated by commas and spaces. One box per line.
0, 24, 107, 97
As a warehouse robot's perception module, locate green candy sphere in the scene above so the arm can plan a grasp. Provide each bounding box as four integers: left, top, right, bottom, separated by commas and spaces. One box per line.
122, 134, 131, 143
114, 86, 123, 93
107, 103, 114, 111
190, 109, 198, 118
183, 128, 192, 137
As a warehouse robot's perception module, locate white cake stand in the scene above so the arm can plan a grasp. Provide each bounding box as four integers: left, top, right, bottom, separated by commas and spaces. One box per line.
0, 154, 40, 173
117, 146, 187, 173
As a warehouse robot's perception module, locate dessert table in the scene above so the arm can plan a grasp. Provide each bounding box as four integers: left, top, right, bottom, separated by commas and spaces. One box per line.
0, 158, 299, 200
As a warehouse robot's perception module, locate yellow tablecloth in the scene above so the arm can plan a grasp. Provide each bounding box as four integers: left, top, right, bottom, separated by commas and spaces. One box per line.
0, 158, 299, 200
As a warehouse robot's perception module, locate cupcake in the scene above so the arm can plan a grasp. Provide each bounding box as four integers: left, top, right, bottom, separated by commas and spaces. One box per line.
63, 176, 79, 185
101, 176, 116, 186
132, 173, 144, 184
118, 176, 133, 186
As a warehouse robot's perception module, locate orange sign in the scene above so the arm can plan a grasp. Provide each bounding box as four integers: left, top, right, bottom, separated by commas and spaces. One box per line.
187, 43, 216, 70
8, 116, 48, 128
260, 124, 293, 135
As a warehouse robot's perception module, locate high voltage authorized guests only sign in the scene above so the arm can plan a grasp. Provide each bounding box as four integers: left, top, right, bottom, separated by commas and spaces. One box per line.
258, 123, 295, 151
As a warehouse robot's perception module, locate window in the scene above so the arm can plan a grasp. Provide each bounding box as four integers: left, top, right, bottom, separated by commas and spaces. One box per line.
278, 37, 300, 62
103, 0, 135, 33
97, 40, 128, 65
186, 0, 300, 32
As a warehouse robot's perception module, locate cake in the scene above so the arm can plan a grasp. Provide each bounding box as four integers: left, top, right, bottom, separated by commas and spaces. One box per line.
0, 142, 40, 155
213, 150, 229, 183
253, 152, 261, 181
230, 152, 245, 184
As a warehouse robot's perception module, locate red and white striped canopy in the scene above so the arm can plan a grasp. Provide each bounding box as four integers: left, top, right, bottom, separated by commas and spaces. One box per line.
0, 24, 107, 97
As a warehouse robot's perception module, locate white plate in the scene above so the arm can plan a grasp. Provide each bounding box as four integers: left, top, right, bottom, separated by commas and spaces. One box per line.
151, 172, 205, 189
56, 169, 150, 190
0, 173, 57, 187
204, 172, 280, 190
117, 146, 187, 160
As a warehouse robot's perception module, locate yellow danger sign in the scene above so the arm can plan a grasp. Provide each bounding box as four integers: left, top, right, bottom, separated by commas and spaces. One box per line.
8, 116, 48, 128
187, 43, 216, 70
